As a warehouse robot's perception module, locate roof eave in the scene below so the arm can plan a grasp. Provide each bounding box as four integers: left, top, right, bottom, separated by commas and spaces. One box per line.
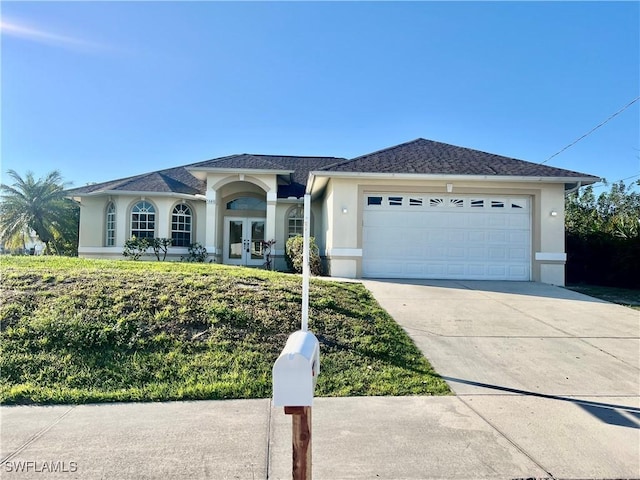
66, 190, 206, 201
186, 167, 294, 176
307, 171, 601, 193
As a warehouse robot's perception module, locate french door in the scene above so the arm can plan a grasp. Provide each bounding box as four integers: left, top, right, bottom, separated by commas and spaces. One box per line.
223, 217, 266, 266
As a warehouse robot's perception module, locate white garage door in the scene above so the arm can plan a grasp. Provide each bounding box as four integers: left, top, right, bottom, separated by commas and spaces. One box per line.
362, 193, 531, 280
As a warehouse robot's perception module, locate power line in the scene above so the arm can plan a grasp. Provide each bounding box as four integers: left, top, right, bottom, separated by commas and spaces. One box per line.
541, 96, 640, 165
618, 173, 640, 182
590, 172, 640, 189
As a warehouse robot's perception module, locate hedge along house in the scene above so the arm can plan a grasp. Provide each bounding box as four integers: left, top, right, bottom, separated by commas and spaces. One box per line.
68, 138, 599, 285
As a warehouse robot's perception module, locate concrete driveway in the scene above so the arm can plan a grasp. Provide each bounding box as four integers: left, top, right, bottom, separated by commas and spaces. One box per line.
363, 279, 640, 479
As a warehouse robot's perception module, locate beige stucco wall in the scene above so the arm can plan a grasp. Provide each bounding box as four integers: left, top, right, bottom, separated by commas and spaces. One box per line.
204, 173, 280, 260
76, 173, 316, 268
77, 194, 206, 259
76, 174, 569, 285
316, 177, 568, 285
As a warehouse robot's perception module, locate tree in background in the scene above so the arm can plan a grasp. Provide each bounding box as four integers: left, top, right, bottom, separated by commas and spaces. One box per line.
565, 180, 639, 287
0, 170, 79, 255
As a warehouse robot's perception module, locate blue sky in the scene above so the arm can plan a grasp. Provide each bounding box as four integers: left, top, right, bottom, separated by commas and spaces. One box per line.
2, 1, 638, 192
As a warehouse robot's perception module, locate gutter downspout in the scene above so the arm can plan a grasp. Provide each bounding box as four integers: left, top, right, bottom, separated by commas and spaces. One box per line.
565, 181, 584, 196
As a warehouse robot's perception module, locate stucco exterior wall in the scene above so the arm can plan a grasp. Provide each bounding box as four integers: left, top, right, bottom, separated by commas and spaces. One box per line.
77, 194, 206, 259
77, 196, 109, 248
204, 173, 280, 260
534, 185, 567, 285
76, 174, 570, 285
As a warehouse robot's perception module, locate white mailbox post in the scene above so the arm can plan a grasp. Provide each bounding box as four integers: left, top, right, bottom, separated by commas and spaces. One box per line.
272, 193, 318, 480
272, 330, 320, 407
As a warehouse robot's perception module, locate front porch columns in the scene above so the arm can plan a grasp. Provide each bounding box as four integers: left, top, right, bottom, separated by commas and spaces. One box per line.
266, 191, 277, 244
205, 189, 218, 258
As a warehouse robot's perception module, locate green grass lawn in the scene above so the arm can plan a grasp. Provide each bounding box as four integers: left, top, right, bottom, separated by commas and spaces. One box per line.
0, 256, 450, 404
566, 284, 640, 311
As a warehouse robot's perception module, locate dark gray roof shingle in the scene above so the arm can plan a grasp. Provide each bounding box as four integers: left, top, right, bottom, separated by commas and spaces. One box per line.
67, 155, 344, 198
66, 166, 206, 196
187, 153, 345, 197
188, 154, 290, 171
66, 139, 599, 198
322, 138, 599, 179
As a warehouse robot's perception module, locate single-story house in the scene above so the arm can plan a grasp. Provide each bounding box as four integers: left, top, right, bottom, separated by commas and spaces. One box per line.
67, 138, 599, 285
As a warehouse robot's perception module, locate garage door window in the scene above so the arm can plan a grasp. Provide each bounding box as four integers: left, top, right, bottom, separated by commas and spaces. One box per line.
365, 194, 529, 211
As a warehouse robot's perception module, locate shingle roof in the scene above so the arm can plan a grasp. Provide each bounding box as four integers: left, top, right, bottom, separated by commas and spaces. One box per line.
265, 156, 345, 197
187, 153, 345, 198
66, 139, 599, 198
188, 154, 291, 171
66, 166, 206, 196
322, 138, 600, 179
67, 155, 344, 198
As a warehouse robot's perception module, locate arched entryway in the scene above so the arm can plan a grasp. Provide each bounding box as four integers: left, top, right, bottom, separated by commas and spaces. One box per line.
222, 195, 266, 266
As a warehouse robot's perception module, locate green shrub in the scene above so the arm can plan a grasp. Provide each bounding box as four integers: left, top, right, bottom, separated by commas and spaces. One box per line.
285, 235, 322, 275
152, 238, 172, 261
182, 242, 209, 263
123, 236, 150, 260
566, 233, 640, 288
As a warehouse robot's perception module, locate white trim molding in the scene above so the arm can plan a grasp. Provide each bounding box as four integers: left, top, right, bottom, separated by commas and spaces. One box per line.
535, 252, 567, 262
79, 247, 123, 254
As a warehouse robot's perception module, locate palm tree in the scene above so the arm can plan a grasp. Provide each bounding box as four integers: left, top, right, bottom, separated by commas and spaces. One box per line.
0, 169, 79, 255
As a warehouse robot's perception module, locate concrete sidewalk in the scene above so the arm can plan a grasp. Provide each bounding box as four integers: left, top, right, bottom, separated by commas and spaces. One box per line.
0, 397, 527, 479
2, 281, 639, 479
2, 394, 639, 479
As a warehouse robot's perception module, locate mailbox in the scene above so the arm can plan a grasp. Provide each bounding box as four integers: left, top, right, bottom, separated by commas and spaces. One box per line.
272, 330, 320, 407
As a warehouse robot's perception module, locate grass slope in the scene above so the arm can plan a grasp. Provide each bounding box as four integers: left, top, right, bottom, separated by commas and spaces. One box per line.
0, 257, 450, 404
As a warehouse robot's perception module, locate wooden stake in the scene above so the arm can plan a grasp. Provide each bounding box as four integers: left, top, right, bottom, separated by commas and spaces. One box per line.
284, 406, 312, 480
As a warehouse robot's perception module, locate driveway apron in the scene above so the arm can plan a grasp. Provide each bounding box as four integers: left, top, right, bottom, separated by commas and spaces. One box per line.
363, 279, 640, 479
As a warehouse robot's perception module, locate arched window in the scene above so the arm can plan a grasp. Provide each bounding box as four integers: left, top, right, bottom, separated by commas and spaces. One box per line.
131, 201, 156, 239
105, 202, 116, 246
226, 197, 266, 211
287, 206, 304, 238
171, 204, 192, 247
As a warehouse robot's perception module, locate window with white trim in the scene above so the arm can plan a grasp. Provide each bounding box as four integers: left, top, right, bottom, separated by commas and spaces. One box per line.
131, 201, 156, 239
171, 204, 192, 247
287, 206, 304, 238
106, 202, 116, 246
